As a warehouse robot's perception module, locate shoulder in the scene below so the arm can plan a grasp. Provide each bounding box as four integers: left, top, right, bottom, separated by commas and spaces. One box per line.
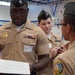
0, 22, 11, 30
29, 22, 46, 35
53, 51, 71, 75
27, 20, 47, 39
53, 33, 61, 40
54, 50, 70, 61
31, 23, 44, 32
53, 57, 65, 75
54, 50, 72, 69
52, 33, 63, 43
27, 20, 44, 32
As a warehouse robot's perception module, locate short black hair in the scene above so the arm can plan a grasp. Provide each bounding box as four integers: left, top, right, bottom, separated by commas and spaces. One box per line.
10, 0, 28, 7
37, 10, 51, 23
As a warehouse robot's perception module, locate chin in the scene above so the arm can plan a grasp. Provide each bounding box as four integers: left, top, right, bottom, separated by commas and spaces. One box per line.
14, 22, 22, 26
45, 32, 49, 34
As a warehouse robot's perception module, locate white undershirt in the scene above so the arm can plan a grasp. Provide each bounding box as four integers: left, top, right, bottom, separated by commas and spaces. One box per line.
15, 24, 25, 30
46, 34, 51, 39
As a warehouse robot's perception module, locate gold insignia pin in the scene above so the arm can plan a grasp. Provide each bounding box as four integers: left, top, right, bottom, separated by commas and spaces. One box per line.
3, 32, 8, 38
19, 0, 22, 4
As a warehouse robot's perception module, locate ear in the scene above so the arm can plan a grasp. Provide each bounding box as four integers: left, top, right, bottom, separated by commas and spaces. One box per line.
66, 24, 71, 33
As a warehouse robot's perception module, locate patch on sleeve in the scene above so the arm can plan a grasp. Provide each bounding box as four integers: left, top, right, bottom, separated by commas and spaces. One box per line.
54, 60, 64, 75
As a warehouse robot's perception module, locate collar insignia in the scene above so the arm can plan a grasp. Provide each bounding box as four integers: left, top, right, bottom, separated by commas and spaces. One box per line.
19, 0, 22, 4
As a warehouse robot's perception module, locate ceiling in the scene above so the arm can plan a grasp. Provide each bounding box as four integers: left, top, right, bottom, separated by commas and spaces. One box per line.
0, 0, 65, 4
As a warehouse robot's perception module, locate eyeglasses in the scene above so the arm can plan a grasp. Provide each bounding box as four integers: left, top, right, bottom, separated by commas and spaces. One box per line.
10, 8, 29, 15
56, 23, 67, 29
57, 23, 67, 27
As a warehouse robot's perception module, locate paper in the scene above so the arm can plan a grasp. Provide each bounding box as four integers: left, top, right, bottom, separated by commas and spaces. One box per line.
0, 59, 30, 74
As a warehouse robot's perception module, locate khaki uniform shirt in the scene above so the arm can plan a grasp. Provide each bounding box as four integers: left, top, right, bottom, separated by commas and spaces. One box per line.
48, 32, 63, 49
37, 32, 63, 75
53, 41, 75, 75
0, 20, 49, 66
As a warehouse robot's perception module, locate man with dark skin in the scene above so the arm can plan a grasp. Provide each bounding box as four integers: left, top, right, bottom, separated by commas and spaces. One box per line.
0, 0, 50, 75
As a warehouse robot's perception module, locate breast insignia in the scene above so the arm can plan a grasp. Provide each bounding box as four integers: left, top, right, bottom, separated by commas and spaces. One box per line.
2, 32, 8, 38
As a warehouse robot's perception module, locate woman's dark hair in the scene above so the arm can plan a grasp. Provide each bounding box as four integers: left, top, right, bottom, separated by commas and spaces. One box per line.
64, 15, 75, 31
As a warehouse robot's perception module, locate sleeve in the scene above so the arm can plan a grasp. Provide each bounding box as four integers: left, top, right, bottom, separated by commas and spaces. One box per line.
36, 27, 49, 55
53, 58, 72, 75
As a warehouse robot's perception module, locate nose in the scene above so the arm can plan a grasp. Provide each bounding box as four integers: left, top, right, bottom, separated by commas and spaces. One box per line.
15, 12, 21, 18
45, 24, 49, 27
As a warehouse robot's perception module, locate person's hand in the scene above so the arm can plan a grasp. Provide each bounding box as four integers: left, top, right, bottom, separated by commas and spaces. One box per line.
57, 45, 66, 54
30, 65, 33, 72
50, 45, 66, 59
50, 47, 58, 59
30, 65, 36, 75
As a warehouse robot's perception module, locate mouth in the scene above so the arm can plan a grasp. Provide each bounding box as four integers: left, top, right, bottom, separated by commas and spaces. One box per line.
15, 19, 21, 23
46, 29, 50, 31
13, 19, 22, 26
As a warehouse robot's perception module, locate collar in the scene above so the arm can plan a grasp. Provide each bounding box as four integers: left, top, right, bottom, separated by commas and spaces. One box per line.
46, 33, 51, 39
15, 24, 25, 30
3, 20, 34, 30
48, 32, 55, 43
25, 20, 34, 30
68, 40, 75, 50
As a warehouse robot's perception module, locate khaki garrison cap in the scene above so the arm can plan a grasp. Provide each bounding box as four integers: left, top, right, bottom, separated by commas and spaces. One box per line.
64, 2, 75, 16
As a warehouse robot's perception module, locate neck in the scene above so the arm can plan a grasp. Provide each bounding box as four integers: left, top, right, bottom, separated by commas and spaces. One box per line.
69, 32, 75, 43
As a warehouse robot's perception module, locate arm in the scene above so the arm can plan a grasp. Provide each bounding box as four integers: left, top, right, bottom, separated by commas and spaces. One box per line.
0, 44, 5, 50
53, 59, 65, 75
30, 27, 50, 73
30, 54, 50, 72
0, 44, 5, 59
53, 57, 72, 75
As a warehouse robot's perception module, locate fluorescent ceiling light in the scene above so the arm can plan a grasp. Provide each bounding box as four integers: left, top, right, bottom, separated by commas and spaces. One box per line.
0, 1, 10, 6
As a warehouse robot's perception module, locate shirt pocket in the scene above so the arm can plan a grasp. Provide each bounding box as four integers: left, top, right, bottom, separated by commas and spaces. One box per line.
1, 38, 12, 45
0, 38, 13, 56
21, 38, 36, 53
